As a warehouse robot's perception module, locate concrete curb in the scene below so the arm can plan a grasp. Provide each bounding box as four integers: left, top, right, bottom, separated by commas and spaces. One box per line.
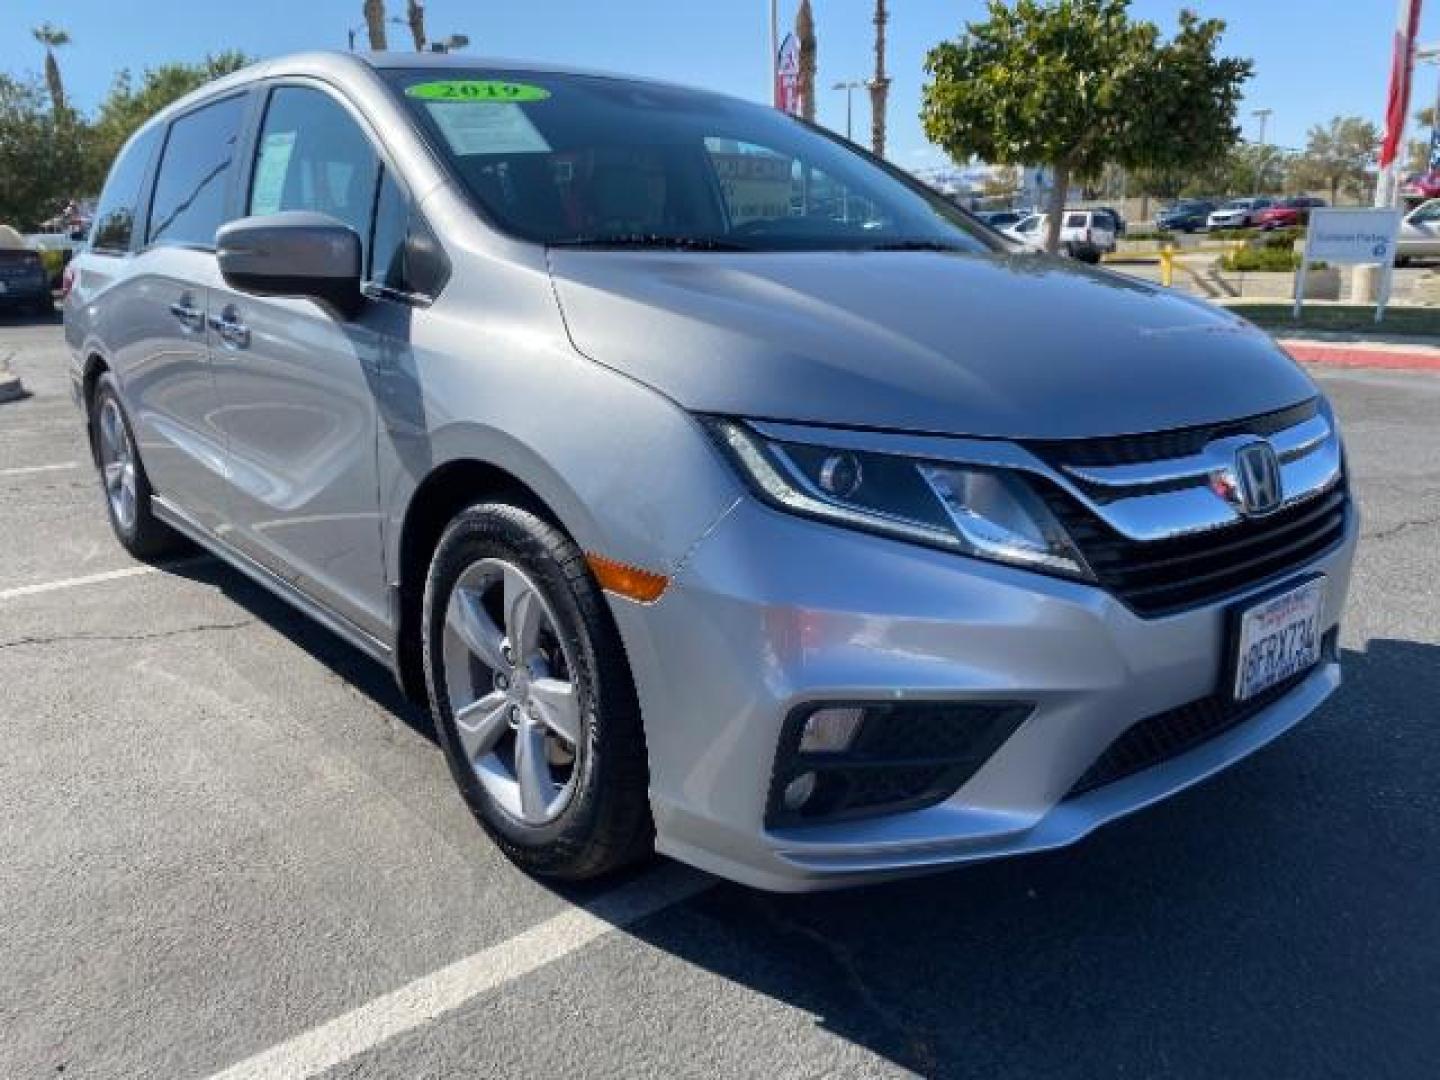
1279, 339, 1440, 373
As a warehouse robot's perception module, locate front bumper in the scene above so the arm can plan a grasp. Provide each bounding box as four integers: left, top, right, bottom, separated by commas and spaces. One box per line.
612, 497, 1357, 892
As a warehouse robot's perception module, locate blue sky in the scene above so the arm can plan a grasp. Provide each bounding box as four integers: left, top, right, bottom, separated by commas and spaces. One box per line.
1, 1, 1436, 168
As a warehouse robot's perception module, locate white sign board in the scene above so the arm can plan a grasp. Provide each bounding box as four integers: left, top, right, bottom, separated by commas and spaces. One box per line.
1296, 207, 1403, 323
1304, 207, 1402, 265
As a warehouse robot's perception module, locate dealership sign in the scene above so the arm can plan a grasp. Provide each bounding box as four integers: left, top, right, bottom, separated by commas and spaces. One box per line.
1305, 208, 1403, 264
1295, 207, 1404, 322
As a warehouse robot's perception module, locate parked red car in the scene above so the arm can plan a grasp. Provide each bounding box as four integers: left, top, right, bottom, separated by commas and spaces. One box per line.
1404, 171, 1440, 200
1255, 196, 1327, 230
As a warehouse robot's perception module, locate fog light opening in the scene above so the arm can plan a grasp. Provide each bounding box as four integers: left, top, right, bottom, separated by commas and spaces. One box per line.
798, 706, 865, 754
817, 452, 863, 499
782, 771, 818, 812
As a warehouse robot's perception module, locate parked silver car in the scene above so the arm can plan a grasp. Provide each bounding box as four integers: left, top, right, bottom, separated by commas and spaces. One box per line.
66, 53, 1356, 891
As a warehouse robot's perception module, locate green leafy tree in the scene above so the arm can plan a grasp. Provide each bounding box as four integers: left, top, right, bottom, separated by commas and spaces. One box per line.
921, 0, 1250, 252
1288, 116, 1379, 204
90, 52, 252, 181
0, 74, 89, 229
981, 164, 1022, 198
1413, 106, 1437, 174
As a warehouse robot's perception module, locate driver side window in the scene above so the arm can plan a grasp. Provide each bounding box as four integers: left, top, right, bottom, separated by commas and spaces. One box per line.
249, 86, 380, 258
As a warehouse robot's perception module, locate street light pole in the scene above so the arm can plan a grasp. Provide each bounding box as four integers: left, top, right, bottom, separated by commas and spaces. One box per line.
1251, 107, 1272, 147
769, 0, 778, 106
832, 80, 864, 141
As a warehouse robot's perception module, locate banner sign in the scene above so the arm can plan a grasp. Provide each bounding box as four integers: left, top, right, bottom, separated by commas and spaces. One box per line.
775, 33, 801, 115
1380, 0, 1425, 168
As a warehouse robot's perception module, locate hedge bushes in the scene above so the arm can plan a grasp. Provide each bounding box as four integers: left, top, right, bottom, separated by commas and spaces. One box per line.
1219, 246, 1304, 272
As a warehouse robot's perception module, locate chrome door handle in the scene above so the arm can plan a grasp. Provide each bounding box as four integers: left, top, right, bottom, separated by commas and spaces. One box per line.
169, 297, 204, 331
208, 308, 250, 349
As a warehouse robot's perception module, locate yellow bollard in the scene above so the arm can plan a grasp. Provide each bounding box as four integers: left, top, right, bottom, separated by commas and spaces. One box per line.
1160, 245, 1174, 288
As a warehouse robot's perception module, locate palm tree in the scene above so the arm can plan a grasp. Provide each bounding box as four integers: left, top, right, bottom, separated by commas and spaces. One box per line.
796, 0, 816, 122
362, 0, 388, 51
32, 23, 70, 114
867, 0, 890, 158
406, 1, 428, 51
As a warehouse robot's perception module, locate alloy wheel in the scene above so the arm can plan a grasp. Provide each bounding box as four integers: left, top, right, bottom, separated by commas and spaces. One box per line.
97, 397, 138, 532
441, 558, 584, 825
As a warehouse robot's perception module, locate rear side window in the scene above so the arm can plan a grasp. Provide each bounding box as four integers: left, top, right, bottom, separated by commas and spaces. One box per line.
249, 86, 379, 252
1065, 213, 1087, 228
91, 126, 161, 254
148, 94, 248, 249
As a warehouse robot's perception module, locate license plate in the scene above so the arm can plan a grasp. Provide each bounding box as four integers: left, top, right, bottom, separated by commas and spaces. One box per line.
1232, 579, 1325, 701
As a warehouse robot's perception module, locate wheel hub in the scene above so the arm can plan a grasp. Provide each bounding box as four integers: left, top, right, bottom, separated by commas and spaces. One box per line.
441, 558, 584, 826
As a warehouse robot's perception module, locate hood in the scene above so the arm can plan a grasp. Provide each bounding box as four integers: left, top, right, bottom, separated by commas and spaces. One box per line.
547, 250, 1316, 440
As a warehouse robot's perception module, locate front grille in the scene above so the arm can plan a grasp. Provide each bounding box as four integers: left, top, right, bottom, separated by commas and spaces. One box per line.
1066, 628, 1337, 798
1028, 399, 1319, 468
1041, 482, 1349, 617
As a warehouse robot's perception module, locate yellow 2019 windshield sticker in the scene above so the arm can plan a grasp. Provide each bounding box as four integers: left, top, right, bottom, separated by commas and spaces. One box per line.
405, 80, 551, 103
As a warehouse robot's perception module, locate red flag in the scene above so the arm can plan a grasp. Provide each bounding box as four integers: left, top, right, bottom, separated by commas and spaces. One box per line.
1380, 0, 1425, 168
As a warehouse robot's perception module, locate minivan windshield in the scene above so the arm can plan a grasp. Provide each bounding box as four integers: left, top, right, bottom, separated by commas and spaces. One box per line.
384, 69, 996, 253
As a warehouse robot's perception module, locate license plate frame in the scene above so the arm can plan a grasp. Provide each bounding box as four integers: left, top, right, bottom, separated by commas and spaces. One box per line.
1227, 575, 1326, 704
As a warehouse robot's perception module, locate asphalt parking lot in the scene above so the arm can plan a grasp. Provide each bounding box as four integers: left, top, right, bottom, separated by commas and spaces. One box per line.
2, 316, 1438, 1079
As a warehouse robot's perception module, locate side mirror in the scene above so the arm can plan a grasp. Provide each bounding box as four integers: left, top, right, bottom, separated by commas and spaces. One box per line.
216, 212, 363, 320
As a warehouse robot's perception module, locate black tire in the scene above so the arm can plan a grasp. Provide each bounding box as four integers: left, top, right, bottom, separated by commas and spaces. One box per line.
422, 502, 652, 880
89, 373, 186, 559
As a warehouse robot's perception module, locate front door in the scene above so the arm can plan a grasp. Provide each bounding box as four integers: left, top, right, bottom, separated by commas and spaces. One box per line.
207, 83, 392, 637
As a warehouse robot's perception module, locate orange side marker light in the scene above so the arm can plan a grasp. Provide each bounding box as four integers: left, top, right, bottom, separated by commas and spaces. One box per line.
586, 553, 669, 603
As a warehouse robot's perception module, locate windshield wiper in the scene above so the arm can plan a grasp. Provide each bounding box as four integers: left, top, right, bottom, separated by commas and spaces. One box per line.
549, 234, 753, 252
860, 239, 970, 252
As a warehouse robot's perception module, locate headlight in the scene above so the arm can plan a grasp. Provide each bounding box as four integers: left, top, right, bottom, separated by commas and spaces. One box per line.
706, 419, 1092, 579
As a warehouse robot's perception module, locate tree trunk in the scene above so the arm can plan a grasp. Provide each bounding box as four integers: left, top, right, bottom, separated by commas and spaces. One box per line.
869, 0, 891, 158
796, 0, 816, 122
363, 0, 388, 51
406, 1, 426, 51
1044, 164, 1069, 255
43, 52, 65, 114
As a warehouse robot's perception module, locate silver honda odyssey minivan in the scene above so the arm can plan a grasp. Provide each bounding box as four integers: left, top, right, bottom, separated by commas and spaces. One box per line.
66, 52, 1356, 891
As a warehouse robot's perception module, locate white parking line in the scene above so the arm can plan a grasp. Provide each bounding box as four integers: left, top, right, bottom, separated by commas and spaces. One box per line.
0, 461, 79, 477
203, 863, 713, 1080
0, 564, 163, 602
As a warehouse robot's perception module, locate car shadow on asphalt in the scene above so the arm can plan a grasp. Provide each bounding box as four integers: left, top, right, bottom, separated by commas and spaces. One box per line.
608, 638, 1439, 1079
155, 554, 437, 742
0, 307, 62, 329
